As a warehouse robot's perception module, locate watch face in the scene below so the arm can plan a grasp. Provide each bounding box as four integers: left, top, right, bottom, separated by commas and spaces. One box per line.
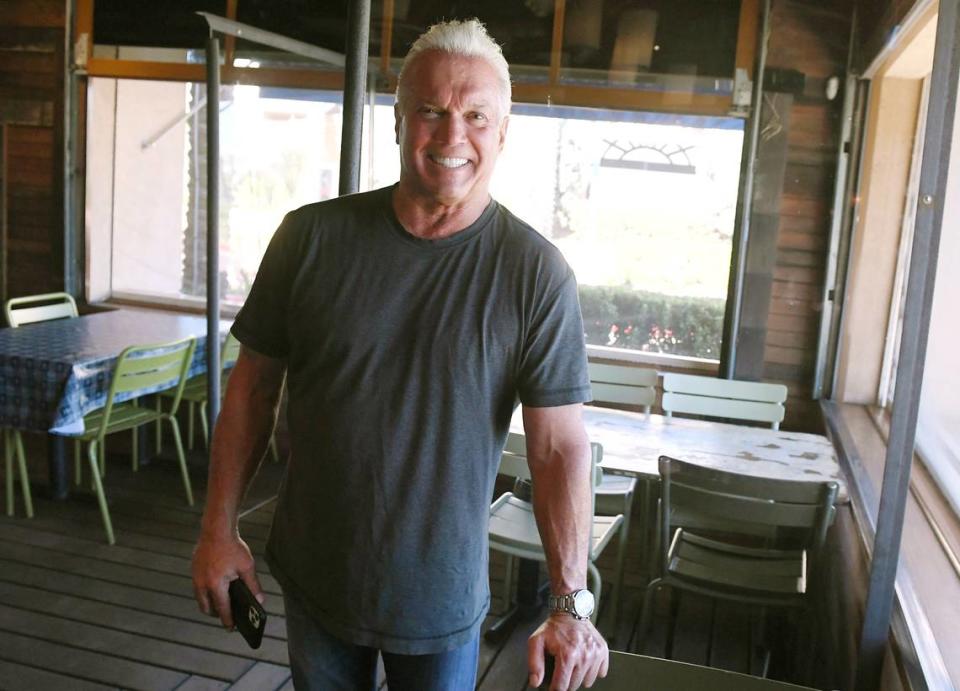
573, 589, 595, 617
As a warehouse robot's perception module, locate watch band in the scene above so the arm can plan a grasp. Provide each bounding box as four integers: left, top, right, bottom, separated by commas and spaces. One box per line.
548, 590, 591, 620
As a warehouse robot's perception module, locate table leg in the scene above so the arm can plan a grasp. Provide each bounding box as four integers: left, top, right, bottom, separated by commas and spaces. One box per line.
46, 435, 69, 500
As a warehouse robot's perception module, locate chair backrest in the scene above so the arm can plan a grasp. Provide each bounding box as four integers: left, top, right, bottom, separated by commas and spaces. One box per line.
588, 362, 657, 412
593, 650, 818, 690
661, 372, 787, 429
657, 455, 838, 577
5, 292, 78, 327
97, 337, 197, 437
222, 330, 241, 369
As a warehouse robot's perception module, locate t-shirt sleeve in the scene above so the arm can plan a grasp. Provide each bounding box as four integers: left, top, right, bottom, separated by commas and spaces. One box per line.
230, 212, 302, 359
517, 271, 592, 407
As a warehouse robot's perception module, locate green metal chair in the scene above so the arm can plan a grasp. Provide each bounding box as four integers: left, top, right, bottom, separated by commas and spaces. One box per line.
4, 430, 33, 518
489, 434, 622, 624
162, 331, 280, 462
3, 292, 79, 518
587, 362, 659, 633
4, 291, 78, 327
585, 651, 818, 690
661, 372, 788, 430
631, 455, 838, 658
67, 337, 197, 545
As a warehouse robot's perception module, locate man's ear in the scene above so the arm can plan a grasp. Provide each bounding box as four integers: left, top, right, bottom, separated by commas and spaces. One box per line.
498, 115, 509, 152
394, 102, 402, 145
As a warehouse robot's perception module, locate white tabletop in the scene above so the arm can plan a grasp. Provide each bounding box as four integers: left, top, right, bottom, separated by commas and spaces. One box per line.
511, 406, 847, 501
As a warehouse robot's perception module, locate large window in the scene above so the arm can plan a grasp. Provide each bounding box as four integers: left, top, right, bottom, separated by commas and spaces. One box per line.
85, 81, 742, 360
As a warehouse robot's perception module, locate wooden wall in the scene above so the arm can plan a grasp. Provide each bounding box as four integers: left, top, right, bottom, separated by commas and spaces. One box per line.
857, 0, 922, 71
0, 0, 66, 307
756, 0, 853, 431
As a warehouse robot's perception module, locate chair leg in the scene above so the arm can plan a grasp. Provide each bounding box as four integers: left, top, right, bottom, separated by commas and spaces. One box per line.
131, 426, 138, 471
502, 554, 515, 613
199, 403, 209, 450
187, 401, 195, 451
269, 432, 280, 463
13, 431, 33, 518
168, 417, 194, 506
87, 441, 115, 545
587, 561, 603, 625
5, 431, 13, 517
639, 480, 652, 576
630, 578, 663, 653
610, 495, 632, 637
156, 397, 163, 456
74, 439, 82, 486
98, 441, 106, 478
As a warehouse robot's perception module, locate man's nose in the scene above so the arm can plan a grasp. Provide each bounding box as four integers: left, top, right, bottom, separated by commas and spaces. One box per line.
435, 114, 467, 143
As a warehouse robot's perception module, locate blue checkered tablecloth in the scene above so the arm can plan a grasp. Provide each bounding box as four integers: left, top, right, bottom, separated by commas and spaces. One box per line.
0, 309, 230, 435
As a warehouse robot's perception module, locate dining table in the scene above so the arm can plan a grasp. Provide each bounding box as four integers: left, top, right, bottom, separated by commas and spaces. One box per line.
510, 404, 847, 500
489, 403, 847, 645
0, 308, 229, 498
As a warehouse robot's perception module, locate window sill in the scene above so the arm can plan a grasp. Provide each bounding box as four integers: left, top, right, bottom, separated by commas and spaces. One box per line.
98, 292, 241, 319
586, 344, 719, 373
821, 400, 958, 690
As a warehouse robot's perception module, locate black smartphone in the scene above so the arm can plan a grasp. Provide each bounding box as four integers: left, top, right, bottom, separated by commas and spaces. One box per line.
229, 578, 267, 649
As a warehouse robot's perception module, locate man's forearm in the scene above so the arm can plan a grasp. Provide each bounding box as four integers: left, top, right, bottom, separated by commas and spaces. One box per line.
200, 349, 285, 539
523, 406, 593, 594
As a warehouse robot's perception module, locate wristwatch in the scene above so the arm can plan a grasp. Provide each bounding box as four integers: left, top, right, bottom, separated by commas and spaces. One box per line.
548, 589, 595, 620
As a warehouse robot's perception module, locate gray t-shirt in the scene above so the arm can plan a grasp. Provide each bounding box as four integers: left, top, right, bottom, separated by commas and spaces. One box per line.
232, 185, 590, 654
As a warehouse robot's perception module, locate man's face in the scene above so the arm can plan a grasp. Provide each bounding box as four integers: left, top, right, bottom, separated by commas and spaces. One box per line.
394, 50, 509, 209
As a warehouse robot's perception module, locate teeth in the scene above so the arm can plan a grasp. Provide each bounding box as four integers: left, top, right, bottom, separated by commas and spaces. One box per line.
432, 156, 469, 168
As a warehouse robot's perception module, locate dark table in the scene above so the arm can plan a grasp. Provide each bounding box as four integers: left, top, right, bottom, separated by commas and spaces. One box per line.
0, 308, 228, 498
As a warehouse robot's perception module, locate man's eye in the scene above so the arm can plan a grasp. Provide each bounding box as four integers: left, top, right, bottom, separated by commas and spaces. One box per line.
469, 112, 487, 121
420, 107, 441, 118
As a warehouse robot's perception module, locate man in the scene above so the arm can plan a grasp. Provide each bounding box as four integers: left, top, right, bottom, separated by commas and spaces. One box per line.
192, 18, 609, 691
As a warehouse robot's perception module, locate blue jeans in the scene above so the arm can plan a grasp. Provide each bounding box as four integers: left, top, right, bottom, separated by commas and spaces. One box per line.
284, 591, 480, 691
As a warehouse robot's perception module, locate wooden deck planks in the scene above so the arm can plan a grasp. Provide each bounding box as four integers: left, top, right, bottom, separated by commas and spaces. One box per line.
0, 658, 116, 691
0, 517, 282, 594
227, 662, 291, 691
0, 580, 289, 665
0, 602, 253, 680
0, 451, 767, 690
0, 629, 190, 690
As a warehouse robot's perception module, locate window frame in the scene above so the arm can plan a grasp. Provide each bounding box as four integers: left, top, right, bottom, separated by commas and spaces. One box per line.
75, 0, 759, 372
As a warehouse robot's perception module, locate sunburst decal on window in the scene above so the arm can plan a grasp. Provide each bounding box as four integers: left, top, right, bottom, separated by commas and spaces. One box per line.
600, 141, 696, 174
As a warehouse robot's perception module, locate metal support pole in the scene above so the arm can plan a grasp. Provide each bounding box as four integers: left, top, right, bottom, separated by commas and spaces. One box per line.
855, 2, 960, 689
64, 0, 83, 299
205, 36, 222, 429
339, 0, 371, 195
721, 0, 770, 379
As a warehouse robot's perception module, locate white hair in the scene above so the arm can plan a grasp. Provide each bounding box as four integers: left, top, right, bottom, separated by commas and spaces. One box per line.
396, 18, 512, 114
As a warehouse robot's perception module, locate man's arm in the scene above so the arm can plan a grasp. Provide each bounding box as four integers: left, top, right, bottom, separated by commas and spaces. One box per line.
192, 344, 285, 628
523, 403, 609, 690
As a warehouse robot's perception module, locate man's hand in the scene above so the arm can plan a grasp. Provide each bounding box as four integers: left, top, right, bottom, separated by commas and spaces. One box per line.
192, 532, 263, 629
528, 614, 609, 690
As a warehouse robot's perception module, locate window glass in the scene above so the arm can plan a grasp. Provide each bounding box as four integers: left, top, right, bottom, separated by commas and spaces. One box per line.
492, 105, 742, 359
86, 80, 741, 360
915, 80, 960, 516
85, 79, 346, 305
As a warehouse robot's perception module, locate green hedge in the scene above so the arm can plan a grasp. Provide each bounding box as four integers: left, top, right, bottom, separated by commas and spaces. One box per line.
579, 285, 725, 360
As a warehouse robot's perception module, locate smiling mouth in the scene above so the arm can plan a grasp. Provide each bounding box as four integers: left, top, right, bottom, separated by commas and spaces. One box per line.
428, 154, 470, 169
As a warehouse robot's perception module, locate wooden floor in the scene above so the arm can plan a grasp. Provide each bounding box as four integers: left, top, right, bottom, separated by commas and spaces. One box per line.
0, 442, 788, 690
